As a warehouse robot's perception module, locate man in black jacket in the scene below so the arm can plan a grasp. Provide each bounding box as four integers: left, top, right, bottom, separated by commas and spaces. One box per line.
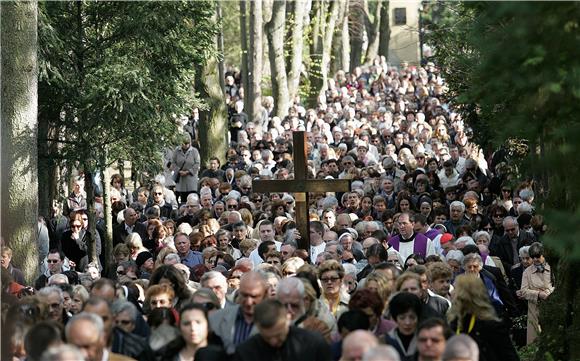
490, 216, 535, 271
235, 299, 331, 361
113, 207, 147, 246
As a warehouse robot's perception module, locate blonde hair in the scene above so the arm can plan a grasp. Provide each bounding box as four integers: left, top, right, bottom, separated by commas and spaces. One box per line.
363, 271, 392, 305
447, 274, 499, 324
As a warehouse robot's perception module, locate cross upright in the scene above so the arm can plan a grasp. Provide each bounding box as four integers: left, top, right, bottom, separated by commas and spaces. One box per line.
252, 131, 351, 250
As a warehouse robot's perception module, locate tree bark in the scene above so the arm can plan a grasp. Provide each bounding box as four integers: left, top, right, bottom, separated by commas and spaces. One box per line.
83, 171, 98, 265
378, 0, 390, 61
216, 1, 226, 94
196, 50, 229, 168
349, 0, 364, 71
102, 167, 113, 267
287, 0, 308, 102
331, 0, 348, 75
239, 0, 250, 112
266, 0, 289, 118
1, 0, 39, 283
364, 0, 382, 63
248, 0, 263, 123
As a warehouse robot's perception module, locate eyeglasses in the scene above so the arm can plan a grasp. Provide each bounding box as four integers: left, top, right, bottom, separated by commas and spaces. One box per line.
116, 319, 133, 325
49, 303, 61, 309
227, 204, 237, 209
117, 270, 125, 275
47, 259, 60, 264
320, 276, 341, 283
493, 214, 504, 218
505, 227, 517, 232
342, 162, 353, 166
154, 192, 163, 195
530, 254, 542, 259
252, 198, 262, 202
483, 227, 493, 231
502, 189, 511, 193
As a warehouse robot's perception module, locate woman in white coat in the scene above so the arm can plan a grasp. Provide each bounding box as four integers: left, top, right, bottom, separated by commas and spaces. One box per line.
172, 134, 200, 205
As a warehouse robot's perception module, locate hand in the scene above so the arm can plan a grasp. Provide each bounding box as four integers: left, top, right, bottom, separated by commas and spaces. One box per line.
179, 170, 189, 176
516, 290, 523, 299
539, 291, 548, 300
68, 261, 76, 269
293, 229, 302, 240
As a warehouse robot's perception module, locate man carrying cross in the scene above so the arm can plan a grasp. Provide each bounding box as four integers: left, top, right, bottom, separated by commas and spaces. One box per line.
252, 132, 351, 251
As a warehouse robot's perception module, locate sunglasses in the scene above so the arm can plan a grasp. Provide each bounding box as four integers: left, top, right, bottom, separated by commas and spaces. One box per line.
154, 192, 163, 195
47, 259, 60, 264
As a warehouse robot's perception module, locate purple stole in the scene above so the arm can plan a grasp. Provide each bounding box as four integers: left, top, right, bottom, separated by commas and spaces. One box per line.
424, 228, 440, 241
388, 233, 429, 257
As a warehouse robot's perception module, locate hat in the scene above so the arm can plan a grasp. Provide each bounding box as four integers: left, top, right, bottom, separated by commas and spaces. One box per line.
440, 233, 453, 245
135, 251, 153, 268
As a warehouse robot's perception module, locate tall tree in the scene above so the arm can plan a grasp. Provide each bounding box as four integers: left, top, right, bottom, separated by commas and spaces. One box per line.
38, 1, 217, 265
286, 0, 308, 102
1, 0, 39, 283
266, 0, 289, 118
349, 0, 365, 71
239, 0, 250, 113
248, 0, 263, 122
377, 0, 390, 60
364, 0, 383, 63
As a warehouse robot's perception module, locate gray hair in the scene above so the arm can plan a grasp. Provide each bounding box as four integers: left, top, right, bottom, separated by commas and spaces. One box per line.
449, 201, 465, 213
200, 271, 228, 287
519, 188, 534, 202
442, 334, 479, 361
472, 231, 490, 244
111, 300, 138, 322
65, 312, 104, 340
517, 202, 533, 215
40, 344, 86, 361
164, 253, 181, 264
325, 241, 344, 257
277, 277, 305, 298
462, 253, 483, 267
519, 245, 530, 258
446, 250, 464, 264
503, 216, 518, 228
321, 196, 339, 210
363, 345, 401, 361
47, 273, 69, 285
342, 263, 358, 277
38, 286, 64, 302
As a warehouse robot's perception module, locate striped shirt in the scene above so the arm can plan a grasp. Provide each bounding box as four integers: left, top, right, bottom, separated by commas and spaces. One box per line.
233, 308, 254, 346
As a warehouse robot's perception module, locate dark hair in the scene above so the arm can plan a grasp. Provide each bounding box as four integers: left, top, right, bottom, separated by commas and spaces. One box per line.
389, 292, 422, 319
258, 240, 276, 260
254, 299, 286, 328
348, 289, 384, 317
48, 249, 65, 262
418, 317, 452, 339
149, 265, 191, 302
405, 254, 426, 268
62, 270, 80, 285
147, 307, 177, 328
367, 244, 388, 262
337, 309, 370, 333
528, 242, 544, 258
296, 271, 321, 299
24, 321, 63, 361
310, 220, 325, 235
461, 244, 481, 256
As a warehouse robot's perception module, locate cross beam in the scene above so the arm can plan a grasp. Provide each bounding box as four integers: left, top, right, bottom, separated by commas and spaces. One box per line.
253, 131, 350, 250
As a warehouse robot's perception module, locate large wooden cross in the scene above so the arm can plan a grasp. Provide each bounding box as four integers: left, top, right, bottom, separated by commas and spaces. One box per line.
252, 131, 351, 250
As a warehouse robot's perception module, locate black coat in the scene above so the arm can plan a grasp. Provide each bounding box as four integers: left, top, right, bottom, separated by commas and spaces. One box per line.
235, 326, 331, 361
450, 316, 519, 361
490, 232, 535, 271
113, 221, 148, 246
482, 266, 518, 318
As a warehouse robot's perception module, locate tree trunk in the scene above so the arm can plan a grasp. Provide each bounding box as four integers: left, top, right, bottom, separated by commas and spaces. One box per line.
378, 0, 390, 61
331, 0, 348, 75
216, 1, 226, 94
37, 109, 60, 219
266, 0, 289, 118
196, 50, 229, 168
239, 0, 250, 112
349, 0, 364, 71
364, 0, 382, 63
0, 0, 39, 283
102, 167, 113, 267
248, 0, 263, 123
308, 0, 341, 107
287, 0, 308, 102
83, 171, 98, 265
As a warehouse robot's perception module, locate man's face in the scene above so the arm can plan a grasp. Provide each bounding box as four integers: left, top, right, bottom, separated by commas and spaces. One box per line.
125, 209, 138, 226
340, 235, 353, 251
258, 315, 291, 348
464, 260, 482, 275
278, 289, 305, 322
115, 310, 135, 334
150, 293, 173, 310
233, 226, 247, 241
417, 325, 446, 360
153, 189, 164, 204
84, 302, 113, 341
209, 160, 219, 171
201, 195, 213, 209
398, 214, 414, 238
47, 252, 63, 274
280, 245, 295, 261
450, 207, 464, 221
175, 235, 191, 255
238, 279, 266, 320
347, 193, 360, 208
259, 225, 275, 242
323, 212, 336, 227
430, 277, 451, 297
1, 252, 10, 268
67, 319, 104, 361
204, 277, 227, 305
226, 200, 238, 211
400, 279, 422, 298
504, 221, 519, 239
46, 292, 64, 322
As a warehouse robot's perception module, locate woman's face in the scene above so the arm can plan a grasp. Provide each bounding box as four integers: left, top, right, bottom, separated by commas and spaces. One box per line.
180, 309, 209, 347
320, 271, 342, 296
428, 161, 438, 172
475, 236, 489, 247
70, 295, 84, 314
396, 310, 418, 336
448, 260, 461, 274
361, 198, 372, 211
383, 179, 394, 192
420, 202, 432, 216
399, 199, 411, 212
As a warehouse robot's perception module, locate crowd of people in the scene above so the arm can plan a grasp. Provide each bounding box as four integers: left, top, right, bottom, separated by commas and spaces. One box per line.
1, 58, 555, 361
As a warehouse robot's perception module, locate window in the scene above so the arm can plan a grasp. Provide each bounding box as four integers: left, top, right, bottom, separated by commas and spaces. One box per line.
394, 8, 407, 26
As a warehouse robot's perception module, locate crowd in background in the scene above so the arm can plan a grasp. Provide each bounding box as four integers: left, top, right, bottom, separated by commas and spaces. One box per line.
1, 58, 554, 361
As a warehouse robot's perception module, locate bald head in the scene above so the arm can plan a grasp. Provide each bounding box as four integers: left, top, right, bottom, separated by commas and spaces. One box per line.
341, 330, 379, 361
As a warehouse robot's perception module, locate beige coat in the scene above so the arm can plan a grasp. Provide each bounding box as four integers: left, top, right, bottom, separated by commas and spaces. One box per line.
520, 263, 554, 344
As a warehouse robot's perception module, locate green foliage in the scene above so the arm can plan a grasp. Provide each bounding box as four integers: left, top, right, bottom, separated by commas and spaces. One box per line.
221, 1, 242, 68
38, 1, 218, 172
